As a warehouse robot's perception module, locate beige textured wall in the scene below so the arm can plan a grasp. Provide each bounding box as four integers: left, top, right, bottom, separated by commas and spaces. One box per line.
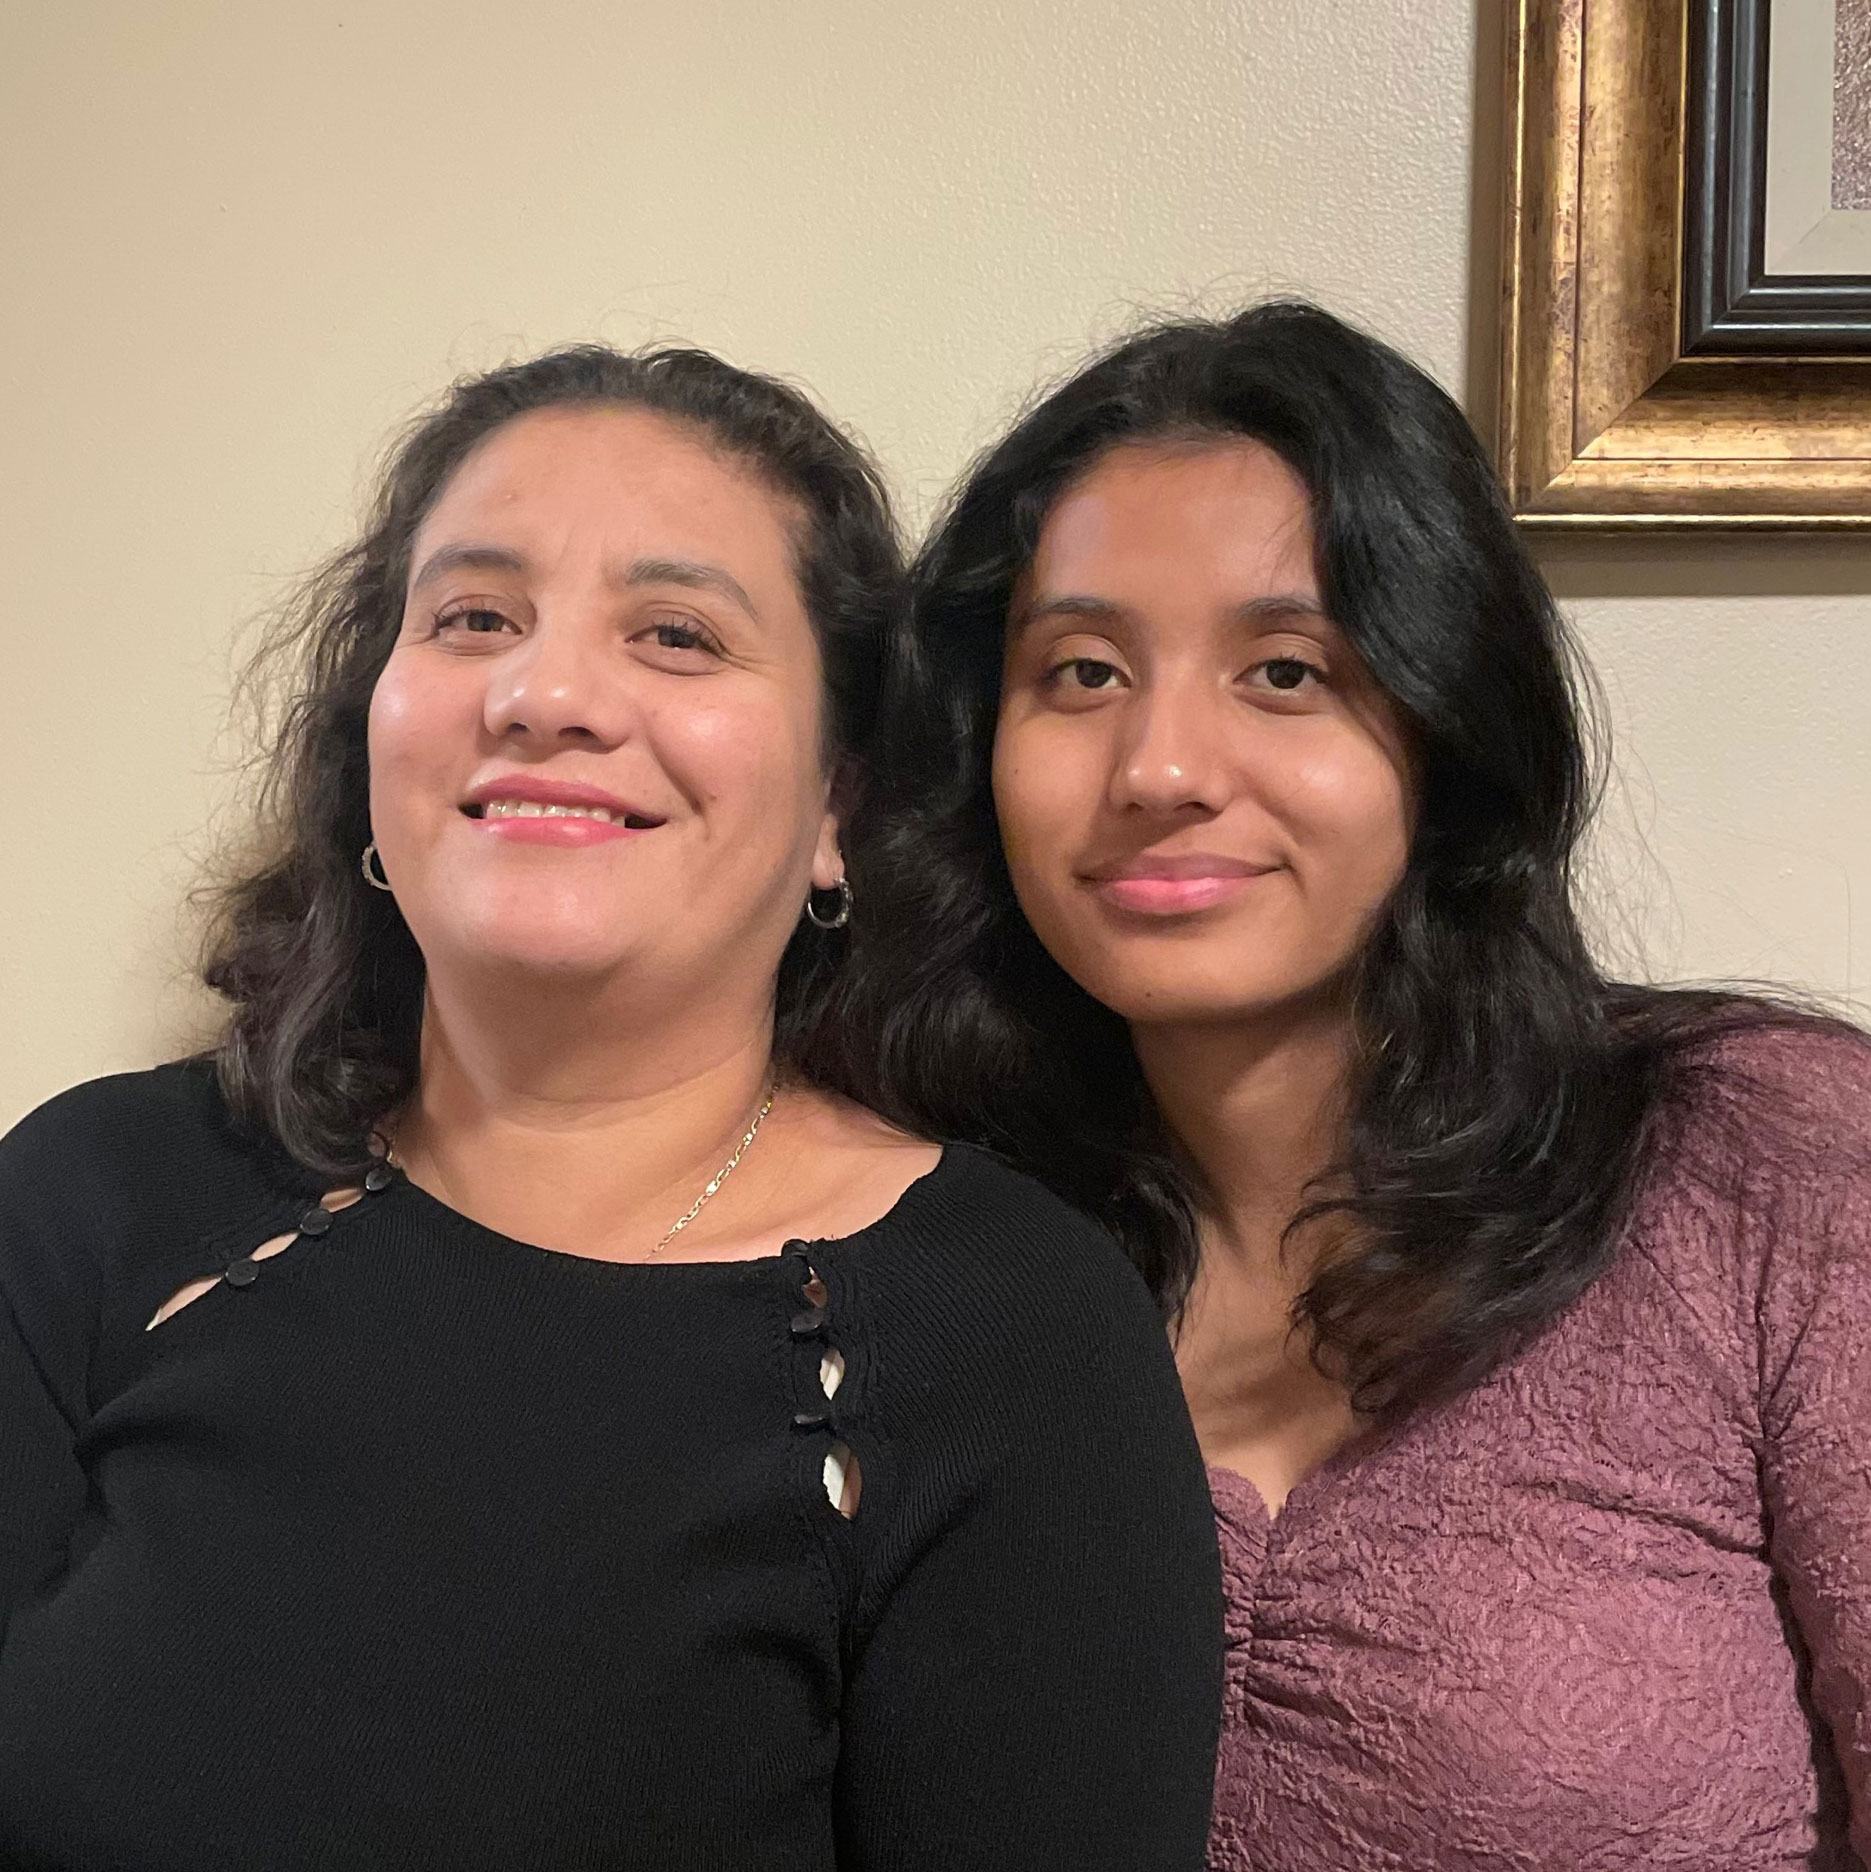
3, 0, 1867, 1127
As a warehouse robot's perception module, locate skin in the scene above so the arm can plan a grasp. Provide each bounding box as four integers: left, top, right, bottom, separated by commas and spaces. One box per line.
994, 439, 1413, 1515
360, 403, 937, 1292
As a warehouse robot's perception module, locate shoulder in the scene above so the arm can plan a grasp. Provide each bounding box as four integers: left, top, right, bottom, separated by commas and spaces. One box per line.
840, 1142, 1180, 1426
863, 1141, 1165, 1338
1623, 1017, 1871, 1375
1, 1059, 316, 1289
6, 1058, 218, 1166
1648, 1017, 1871, 1211
834, 1143, 1214, 1606
3, 1057, 292, 1193
1701, 1014, 1871, 1108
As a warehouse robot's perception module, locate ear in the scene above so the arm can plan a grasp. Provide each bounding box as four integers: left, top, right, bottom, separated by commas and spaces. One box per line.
810, 809, 845, 893
809, 756, 860, 891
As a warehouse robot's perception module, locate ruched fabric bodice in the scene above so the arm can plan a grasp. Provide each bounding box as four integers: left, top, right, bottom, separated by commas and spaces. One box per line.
1206, 1027, 1871, 1871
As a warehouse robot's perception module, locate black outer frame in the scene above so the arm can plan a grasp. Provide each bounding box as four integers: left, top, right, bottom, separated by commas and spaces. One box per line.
1682, 0, 1871, 353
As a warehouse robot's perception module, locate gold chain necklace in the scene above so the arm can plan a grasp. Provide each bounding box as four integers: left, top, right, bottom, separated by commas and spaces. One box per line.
381, 1084, 779, 1259
649, 1085, 777, 1255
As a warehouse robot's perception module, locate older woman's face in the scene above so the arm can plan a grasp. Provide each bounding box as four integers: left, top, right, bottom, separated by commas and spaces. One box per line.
367, 405, 840, 992
993, 439, 1411, 1031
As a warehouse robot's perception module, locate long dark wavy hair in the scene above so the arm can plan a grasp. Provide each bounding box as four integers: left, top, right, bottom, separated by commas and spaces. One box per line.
836, 299, 1853, 1416
203, 344, 904, 1178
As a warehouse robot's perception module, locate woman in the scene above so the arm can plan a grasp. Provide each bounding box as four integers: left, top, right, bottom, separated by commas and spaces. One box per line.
863, 302, 1871, 1867
0, 345, 1223, 1870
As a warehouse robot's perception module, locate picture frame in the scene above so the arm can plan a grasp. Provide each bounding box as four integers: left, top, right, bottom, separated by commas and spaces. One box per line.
1499, 0, 1871, 527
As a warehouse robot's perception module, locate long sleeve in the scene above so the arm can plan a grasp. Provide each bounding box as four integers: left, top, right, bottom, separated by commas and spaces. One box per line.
1755, 1047, 1871, 1865
0, 1066, 293, 1646
0, 1301, 88, 1646
0, 1100, 100, 1642
828, 1157, 1223, 1870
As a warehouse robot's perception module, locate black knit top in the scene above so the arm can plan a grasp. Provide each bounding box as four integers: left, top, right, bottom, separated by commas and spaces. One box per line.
0, 1063, 1222, 1871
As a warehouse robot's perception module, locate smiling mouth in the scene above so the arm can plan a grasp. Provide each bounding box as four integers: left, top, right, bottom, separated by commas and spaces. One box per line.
462, 801, 663, 829
1081, 854, 1278, 917
1092, 873, 1264, 915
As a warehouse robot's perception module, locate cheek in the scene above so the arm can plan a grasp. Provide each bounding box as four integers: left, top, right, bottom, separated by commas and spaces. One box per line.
365, 658, 457, 827
654, 687, 826, 832
992, 717, 1089, 883
1282, 734, 1413, 901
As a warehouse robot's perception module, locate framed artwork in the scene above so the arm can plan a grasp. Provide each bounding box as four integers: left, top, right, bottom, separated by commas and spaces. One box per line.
1499, 0, 1871, 526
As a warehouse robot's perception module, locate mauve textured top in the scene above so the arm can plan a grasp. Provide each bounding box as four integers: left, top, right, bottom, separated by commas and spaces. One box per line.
1206, 1026, 1871, 1871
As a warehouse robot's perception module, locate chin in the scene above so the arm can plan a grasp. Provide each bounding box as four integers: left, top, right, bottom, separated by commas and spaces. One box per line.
461, 939, 634, 980
428, 901, 646, 980
483, 939, 634, 977
1065, 955, 1347, 1030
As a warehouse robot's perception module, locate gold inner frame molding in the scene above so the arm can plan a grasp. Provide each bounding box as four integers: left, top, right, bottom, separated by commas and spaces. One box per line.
1499, 0, 1871, 527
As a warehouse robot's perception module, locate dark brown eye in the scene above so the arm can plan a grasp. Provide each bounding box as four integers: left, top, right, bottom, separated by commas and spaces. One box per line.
438, 607, 511, 634
1261, 658, 1317, 691
634, 612, 724, 659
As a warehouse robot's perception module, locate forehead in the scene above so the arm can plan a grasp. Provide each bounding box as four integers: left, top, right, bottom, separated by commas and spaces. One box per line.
1033, 439, 1317, 594
413, 405, 799, 573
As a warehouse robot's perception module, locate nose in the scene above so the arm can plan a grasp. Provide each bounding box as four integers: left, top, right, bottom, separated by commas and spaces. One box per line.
482, 609, 632, 750
1108, 677, 1232, 818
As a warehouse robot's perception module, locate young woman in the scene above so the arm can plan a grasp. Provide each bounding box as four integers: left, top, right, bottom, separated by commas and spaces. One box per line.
0, 346, 1223, 1870
859, 302, 1871, 1868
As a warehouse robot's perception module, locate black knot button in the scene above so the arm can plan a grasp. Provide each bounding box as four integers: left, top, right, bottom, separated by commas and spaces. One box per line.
223, 1257, 260, 1289
297, 1206, 334, 1237
363, 1164, 393, 1193
789, 1306, 828, 1339
792, 1410, 830, 1432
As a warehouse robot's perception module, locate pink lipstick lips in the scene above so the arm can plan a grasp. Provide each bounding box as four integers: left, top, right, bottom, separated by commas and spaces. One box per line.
1086, 852, 1273, 916
460, 776, 665, 848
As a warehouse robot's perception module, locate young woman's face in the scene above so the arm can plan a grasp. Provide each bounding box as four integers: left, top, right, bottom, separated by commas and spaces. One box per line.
367, 404, 842, 992
993, 439, 1412, 1032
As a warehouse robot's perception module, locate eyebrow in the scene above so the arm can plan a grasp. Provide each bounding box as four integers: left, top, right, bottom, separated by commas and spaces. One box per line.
1013, 590, 1329, 633
1014, 594, 1128, 633
613, 555, 761, 622
1236, 592, 1329, 623
406, 545, 761, 622
409, 542, 528, 591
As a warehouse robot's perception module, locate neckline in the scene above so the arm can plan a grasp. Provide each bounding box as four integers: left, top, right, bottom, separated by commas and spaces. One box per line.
382, 1140, 959, 1276
1205, 1423, 1373, 1532
1206, 1461, 1273, 1526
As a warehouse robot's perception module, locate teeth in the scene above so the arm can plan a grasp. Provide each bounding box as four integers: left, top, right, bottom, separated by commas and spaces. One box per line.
482, 800, 618, 823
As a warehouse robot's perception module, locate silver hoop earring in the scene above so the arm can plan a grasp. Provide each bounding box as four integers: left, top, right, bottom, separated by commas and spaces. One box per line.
361, 842, 394, 892
804, 877, 852, 930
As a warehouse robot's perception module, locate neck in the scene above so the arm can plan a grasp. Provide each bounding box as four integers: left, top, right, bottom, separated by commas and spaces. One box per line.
392, 960, 779, 1254
1131, 992, 1354, 1273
